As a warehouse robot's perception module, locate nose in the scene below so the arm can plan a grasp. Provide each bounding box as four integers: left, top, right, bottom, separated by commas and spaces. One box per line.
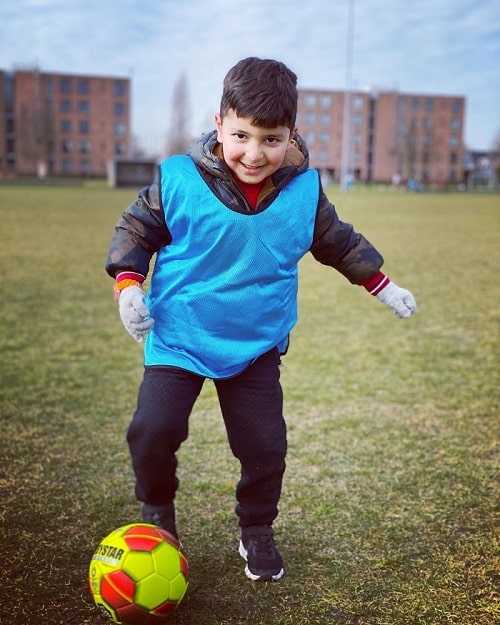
246, 141, 263, 163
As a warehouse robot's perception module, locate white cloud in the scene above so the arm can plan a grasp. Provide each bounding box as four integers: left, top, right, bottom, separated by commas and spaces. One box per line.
0, 0, 498, 150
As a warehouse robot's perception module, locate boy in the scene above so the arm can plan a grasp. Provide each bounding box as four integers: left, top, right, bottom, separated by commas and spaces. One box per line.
105, 57, 416, 582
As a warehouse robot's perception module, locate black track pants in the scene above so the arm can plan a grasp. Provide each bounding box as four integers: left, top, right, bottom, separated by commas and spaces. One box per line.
126, 347, 287, 527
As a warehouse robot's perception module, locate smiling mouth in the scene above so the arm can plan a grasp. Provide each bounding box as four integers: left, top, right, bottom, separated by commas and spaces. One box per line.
240, 162, 263, 172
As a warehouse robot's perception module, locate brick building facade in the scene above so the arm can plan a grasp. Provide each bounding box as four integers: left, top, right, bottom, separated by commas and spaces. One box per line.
297, 88, 466, 185
0, 68, 131, 178
0, 69, 466, 186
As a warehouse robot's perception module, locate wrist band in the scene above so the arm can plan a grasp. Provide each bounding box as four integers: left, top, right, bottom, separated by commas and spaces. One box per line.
115, 279, 141, 291
113, 279, 141, 300
116, 271, 145, 283
362, 271, 390, 295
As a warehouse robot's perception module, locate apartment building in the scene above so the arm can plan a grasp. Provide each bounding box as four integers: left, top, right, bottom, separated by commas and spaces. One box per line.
297, 88, 466, 185
0, 68, 131, 177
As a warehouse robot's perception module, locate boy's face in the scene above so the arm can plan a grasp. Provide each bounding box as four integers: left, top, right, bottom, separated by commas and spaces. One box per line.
215, 109, 297, 185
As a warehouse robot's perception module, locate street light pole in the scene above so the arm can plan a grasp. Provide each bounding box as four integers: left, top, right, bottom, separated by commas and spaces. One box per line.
340, 0, 355, 192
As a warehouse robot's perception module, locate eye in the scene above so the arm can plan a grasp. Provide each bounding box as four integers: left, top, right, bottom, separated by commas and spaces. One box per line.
265, 136, 281, 145
233, 132, 247, 140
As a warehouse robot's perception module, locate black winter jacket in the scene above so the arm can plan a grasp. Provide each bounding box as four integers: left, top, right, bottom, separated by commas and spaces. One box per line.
105, 131, 383, 284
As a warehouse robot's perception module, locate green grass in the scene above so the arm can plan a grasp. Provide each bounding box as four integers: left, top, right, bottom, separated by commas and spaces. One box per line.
0, 184, 498, 625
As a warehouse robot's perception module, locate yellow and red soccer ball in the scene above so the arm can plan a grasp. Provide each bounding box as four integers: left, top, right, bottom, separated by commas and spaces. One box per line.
88, 523, 189, 624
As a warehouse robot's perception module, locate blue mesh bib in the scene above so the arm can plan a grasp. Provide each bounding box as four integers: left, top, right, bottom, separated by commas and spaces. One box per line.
144, 156, 318, 378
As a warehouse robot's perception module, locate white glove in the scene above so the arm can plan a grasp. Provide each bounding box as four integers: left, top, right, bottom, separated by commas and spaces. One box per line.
118, 285, 154, 342
376, 281, 417, 318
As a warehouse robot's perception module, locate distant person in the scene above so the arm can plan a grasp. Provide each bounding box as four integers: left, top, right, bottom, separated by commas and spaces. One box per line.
37, 160, 47, 182
105, 57, 417, 583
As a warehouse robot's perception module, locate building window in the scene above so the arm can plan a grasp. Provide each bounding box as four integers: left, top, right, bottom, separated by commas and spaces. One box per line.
115, 141, 126, 155
319, 150, 329, 162
79, 159, 91, 174
451, 100, 461, 114
60, 119, 72, 133
411, 97, 420, 111
59, 99, 71, 113
79, 140, 91, 153
77, 79, 90, 94
451, 118, 460, 130
114, 102, 125, 116
114, 122, 126, 137
304, 130, 315, 144
59, 77, 72, 93
305, 112, 315, 125
319, 131, 329, 144
61, 158, 73, 173
61, 140, 73, 153
78, 100, 90, 114
305, 94, 316, 107
450, 152, 457, 164
449, 136, 459, 148
353, 95, 363, 109
113, 81, 126, 97
424, 98, 434, 112
59, 78, 73, 93
320, 113, 330, 125
352, 113, 362, 127
320, 94, 331, 108
79, 120, 90, 134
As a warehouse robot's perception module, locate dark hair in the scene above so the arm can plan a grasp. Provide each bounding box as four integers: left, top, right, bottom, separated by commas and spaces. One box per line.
220, 57, 298, 129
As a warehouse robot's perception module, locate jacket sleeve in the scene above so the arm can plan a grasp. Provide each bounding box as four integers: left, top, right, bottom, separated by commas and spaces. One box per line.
105, 182, 171, 279
310, 187, 384, 285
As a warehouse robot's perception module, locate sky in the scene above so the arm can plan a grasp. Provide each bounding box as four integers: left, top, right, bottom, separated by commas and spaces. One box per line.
1, 0, 498, 154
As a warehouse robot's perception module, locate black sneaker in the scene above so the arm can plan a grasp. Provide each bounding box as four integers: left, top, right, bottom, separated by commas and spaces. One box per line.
239, 525, 284, 582
141, 502, 177, 538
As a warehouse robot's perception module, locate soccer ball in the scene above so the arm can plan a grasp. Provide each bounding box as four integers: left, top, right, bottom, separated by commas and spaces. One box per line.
88, 523, 189, 624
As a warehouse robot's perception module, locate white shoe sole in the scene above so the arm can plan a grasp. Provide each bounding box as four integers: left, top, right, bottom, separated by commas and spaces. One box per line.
238, 540, 284, 581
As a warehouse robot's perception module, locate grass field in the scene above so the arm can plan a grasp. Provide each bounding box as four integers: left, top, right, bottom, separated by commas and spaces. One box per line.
0, 183, 498, 625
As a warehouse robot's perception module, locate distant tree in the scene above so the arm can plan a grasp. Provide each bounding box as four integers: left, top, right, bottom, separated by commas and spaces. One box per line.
165, 74, 192, 157
16, 70, 54, 175
130, 135, 149, 159
400, 116, 418, 181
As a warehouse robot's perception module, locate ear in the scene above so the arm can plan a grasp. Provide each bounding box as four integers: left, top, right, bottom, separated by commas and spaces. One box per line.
215, 113, 223, 142
288, 126, 298, 146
